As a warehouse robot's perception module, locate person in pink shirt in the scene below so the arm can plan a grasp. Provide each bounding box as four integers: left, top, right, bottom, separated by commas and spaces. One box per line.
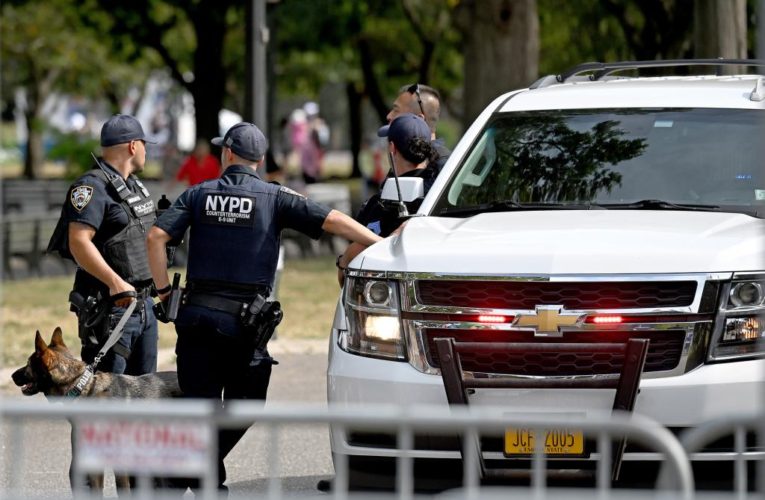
176, 139, 222, 186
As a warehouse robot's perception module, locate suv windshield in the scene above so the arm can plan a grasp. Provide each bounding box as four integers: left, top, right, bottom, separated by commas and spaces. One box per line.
433, 108, 764, 218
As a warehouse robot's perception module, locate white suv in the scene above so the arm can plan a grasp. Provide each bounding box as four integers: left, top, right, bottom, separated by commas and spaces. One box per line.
328, 60, 765, 485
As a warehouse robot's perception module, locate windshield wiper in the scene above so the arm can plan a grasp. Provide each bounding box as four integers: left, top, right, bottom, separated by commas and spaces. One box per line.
596, 199, 720, 211
439, 200, 523, 217
438, 201, 596, 217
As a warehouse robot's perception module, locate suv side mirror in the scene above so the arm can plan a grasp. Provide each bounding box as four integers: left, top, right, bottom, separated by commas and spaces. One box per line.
380, 177, 425, 203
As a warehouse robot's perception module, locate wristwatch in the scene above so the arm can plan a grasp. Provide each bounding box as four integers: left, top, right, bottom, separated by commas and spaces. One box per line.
335, 254, 345, 270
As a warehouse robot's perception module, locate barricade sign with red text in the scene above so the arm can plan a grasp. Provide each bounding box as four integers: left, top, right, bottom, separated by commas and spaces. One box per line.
75, 419, 211, 475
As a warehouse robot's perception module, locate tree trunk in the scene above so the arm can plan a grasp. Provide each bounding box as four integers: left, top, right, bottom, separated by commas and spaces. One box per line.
190, 8, 228, 142
21, 70, 51, 179
265, 1, 278, 141
346, 82, 363, 178
694, 0, 747, 65
244, 0, 255, 124
454, 0, 539, 127
419, 40, 435, 85
22, 109, 44, 179
603, 0, 694, 61
358, 37, 390, 124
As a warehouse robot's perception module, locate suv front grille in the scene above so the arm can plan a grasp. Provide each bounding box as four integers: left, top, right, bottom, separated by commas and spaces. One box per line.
423, 329, 685, 376
416, 280, 697, 310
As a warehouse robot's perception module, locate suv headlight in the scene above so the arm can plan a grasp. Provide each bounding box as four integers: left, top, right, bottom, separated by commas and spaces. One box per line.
709, 276, 765, 361
339, 276, 406, 361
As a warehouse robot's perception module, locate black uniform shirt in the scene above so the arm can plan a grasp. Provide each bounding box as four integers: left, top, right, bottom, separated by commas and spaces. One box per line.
156, 164, 331, 293
430, 138, 451, 172
426, 139, 451, 189
64, 162, 136, 246
356, 169, 428, 237
63, 162, 148, 292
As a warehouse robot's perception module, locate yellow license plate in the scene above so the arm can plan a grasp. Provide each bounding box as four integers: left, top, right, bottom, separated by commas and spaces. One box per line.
504, 428, 585, 456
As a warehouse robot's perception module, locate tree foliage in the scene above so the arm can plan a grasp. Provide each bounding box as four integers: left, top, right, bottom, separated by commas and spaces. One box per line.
497, 117, 644, 202
456, 115, 645, 206
77, 0, 242, 143
2, 0, 756, 180
271, 0, 460, 117
269, 0, 461, 175
538, 0, 632, 74
538, 0, 752, 74
1, 0, 152, 178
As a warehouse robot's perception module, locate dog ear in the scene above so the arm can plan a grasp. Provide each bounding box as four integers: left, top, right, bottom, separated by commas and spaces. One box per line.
35, 331, 48, 354
50, 327, 66, 348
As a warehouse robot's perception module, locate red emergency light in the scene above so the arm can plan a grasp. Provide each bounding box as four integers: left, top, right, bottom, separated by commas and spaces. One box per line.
477, 314, 507, 324
591, 315, 623, 324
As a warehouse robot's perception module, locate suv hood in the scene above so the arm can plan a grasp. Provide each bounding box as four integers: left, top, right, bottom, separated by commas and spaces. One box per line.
356, 211, 765, 275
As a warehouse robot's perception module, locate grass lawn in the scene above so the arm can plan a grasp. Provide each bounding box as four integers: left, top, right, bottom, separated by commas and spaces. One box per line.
1, 255, 340, 369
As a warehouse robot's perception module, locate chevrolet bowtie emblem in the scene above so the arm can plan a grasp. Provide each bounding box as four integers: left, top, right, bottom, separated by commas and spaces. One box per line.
513, 305, 585, 337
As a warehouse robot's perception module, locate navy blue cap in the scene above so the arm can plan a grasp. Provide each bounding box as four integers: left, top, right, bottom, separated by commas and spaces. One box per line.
212, 122, 268, 162
100, 114, 154, 147
377, 113, 431, 162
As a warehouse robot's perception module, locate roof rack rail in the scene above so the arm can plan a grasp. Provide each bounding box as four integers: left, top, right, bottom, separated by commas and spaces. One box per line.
555, 59, 765, 84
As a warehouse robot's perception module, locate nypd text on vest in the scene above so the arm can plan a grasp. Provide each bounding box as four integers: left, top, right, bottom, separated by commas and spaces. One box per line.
202, 193, 256, 227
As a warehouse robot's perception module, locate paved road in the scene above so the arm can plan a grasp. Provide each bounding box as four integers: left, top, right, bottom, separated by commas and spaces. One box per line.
0, 339, 335, 498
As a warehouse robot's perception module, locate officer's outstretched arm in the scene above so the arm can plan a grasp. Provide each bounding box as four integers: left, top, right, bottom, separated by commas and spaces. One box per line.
68, 222, 135, 307
336, 242, 365, 286
147, 226, 173, 299
322, 209, 383, 248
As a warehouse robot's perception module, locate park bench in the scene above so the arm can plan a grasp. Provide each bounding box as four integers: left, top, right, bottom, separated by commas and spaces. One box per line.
2, 179, 69, 214
0, 179, 175, 280
1, 180, 70, 279
0, 179, 349, 280
1, 212, 73, 279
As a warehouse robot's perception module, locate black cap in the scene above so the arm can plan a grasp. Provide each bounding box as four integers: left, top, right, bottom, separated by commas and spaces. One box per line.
212, 122, 268, 162
100, 114, 154, 147
377, 113, 431, 163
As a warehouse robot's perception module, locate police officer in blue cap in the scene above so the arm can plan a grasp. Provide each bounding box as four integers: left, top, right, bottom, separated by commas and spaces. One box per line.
147, 121, 381, 492
336, 113, 436, 283
48, 113, 159, 491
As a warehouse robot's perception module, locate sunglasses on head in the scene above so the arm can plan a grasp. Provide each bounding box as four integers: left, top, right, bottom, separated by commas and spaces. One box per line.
407, 83, 425, 116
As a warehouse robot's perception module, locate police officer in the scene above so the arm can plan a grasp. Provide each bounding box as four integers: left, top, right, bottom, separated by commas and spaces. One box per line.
336, 113, 436, 284
49, 113, 158, 371
385, 83, 451, 186
146, 122, 382, 491
47, 113, 159, 490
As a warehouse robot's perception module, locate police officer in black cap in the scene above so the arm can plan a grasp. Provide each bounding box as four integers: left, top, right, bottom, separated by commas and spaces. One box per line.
147, 122, 381, 491
47, 113, 159, 490
336, 113, 436, 284
49, 113, 158, 371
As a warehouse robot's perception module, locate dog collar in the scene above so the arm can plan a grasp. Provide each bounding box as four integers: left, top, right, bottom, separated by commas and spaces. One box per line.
66, 365, 94, 398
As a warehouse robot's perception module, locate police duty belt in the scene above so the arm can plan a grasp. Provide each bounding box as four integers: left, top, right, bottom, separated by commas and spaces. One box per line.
66, 299, 137, 397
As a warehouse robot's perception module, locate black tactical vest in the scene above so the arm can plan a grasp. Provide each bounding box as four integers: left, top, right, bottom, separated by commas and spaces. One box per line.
186, 173, 281, 289
102, 173, 155, 284
48, 168, 156, 286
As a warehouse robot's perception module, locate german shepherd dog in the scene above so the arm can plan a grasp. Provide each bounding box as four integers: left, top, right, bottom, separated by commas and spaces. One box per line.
11, 327, 181, 494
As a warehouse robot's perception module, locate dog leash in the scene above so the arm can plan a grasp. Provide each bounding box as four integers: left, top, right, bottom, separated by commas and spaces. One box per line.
66, 300, 137, 397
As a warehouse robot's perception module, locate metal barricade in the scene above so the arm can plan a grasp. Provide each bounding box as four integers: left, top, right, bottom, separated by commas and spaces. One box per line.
657, 412, 765, 498
0, 399, 696, 500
